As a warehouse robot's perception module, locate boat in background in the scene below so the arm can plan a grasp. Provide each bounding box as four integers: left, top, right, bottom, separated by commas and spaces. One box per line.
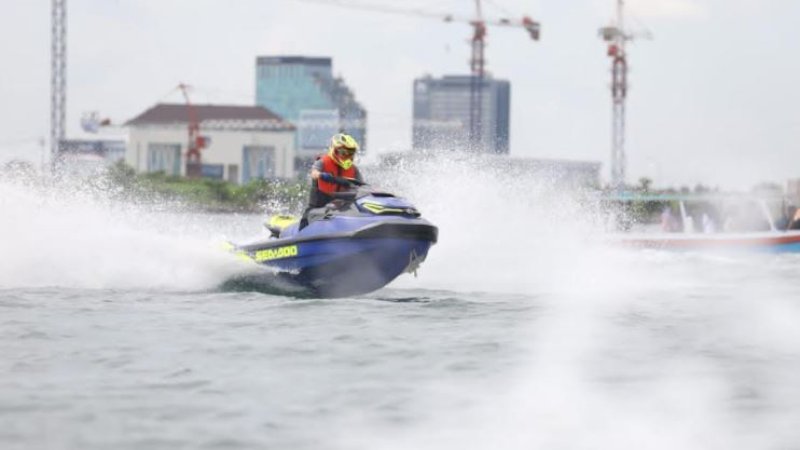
604, 194, 800, 253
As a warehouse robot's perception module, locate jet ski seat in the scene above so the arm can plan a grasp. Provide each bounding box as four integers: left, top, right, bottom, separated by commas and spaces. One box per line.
305, 206, 337, 225
265, 215, 298, 238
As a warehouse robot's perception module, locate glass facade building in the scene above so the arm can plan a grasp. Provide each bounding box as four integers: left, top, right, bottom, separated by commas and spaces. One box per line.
255, 56, 367, 169
412, 75, 510, 154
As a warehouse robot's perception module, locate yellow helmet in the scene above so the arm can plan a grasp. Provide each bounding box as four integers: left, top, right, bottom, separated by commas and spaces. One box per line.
328, 133, 359, 170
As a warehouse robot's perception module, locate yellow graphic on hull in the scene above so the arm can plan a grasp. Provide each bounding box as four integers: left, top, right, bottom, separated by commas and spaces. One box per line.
254, 245, 299, 262
221, 241, 252, 262
362, 202, 406, 215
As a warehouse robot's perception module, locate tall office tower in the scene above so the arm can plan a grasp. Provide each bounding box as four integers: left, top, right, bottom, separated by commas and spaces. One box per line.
413, 75, 510, 154
255, 56, 367, 169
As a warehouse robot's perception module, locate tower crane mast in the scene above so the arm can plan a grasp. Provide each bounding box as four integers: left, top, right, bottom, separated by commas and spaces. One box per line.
51, 0, 67, 163
599, 0, 650, 190
465, 2, 539, 150
469, 0, 486, 149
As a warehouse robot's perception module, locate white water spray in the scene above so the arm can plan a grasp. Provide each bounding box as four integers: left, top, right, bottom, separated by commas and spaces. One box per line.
347, 152, 800, 450
0, 178, 247, 291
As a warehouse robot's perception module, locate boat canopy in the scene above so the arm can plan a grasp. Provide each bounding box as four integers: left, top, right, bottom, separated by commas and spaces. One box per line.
596, 192, 795, 234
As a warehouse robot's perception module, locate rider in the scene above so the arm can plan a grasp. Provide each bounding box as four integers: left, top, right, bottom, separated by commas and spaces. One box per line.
300, 133, 364, 229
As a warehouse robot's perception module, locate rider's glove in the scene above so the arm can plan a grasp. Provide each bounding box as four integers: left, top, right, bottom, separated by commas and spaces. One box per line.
320, 172, 357, 187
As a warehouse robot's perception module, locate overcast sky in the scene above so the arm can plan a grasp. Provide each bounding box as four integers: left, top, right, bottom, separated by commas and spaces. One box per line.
1, 0, 798, 189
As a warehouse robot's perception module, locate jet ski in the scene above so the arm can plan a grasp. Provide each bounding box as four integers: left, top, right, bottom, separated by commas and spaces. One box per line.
225, 183, 438, 298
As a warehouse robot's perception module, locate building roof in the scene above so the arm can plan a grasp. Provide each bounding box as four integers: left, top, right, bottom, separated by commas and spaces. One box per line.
415, 74, 509, 86
256, 56, 331, 66
126, 103, 295, 131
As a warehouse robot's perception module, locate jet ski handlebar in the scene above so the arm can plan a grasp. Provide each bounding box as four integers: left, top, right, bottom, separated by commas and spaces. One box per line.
331, 184, 397, 202
332, 191, 358, 201
340, 177, 366, 187
322, 173, 366, 188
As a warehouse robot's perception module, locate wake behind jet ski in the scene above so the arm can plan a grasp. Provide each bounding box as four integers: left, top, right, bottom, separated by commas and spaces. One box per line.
225, 183, 438, 298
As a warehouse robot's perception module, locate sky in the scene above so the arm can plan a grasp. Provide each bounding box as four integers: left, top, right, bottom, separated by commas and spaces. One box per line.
0, 0, 798, 190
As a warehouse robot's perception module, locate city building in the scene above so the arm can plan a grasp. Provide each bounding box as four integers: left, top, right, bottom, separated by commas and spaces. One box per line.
255, 56, 367, 171
125, 103, 295, 183
413, 75, 510, 154
55, 138, 126, 176
377, 152, 601, 190
506, 157, 602, 189
60, 139, 126, 162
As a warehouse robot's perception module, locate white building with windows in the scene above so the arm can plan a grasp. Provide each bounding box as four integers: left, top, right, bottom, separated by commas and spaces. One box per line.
125, 104, 295, 183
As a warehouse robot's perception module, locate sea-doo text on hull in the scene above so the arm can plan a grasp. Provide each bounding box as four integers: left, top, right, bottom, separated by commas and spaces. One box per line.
226, 185, 438, 298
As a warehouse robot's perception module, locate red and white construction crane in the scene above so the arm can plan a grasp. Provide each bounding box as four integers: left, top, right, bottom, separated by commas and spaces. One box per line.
293, 0, 540, 150
466, 0, 540, 149
177, 83, 206, 177
599, 0, 650, 190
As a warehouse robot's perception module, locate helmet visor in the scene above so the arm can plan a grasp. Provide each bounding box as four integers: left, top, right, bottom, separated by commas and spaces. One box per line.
335, 147, 356, 158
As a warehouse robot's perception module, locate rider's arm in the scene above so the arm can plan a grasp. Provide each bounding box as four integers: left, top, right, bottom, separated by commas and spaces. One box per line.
312, 169, 342, 185
310, 160, 324, 180
310, 160, 358, 185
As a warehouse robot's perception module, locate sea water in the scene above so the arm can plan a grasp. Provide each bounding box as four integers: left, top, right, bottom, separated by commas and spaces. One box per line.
2, 164, 800, 450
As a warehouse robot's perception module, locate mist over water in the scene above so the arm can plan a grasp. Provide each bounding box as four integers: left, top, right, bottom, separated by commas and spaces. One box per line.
0, 178, 247, 291
349, 156, 800, 449
374, 153, 605, 294
2, 157, 800, 449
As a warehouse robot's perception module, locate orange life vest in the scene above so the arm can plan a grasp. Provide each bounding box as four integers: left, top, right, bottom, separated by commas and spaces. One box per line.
316, 154, 356, 195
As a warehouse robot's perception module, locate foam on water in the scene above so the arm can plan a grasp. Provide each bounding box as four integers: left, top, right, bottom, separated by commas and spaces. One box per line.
0, 178, 248, 291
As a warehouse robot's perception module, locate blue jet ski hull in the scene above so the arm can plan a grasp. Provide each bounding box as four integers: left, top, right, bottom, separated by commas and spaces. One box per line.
229, 218, 438, 298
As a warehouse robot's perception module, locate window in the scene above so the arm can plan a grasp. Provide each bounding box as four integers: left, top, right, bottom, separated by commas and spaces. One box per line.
242, 146, 276, 182
147, 143, 181, 175
227, 164, 239, 184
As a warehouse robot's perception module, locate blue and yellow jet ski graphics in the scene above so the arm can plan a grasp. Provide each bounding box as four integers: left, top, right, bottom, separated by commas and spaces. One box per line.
226, 185, 438, 298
